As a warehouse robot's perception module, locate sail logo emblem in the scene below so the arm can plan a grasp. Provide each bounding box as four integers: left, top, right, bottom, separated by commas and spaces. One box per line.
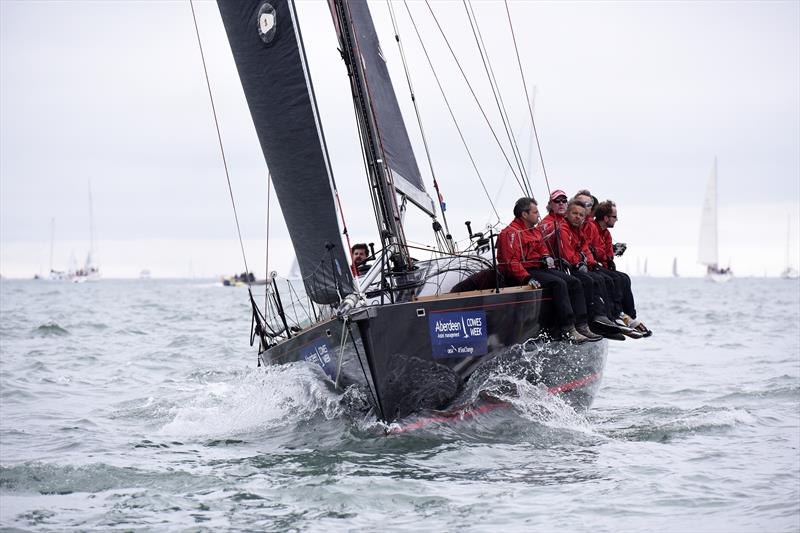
428, 310, 487, 359
257, 2, 277, 45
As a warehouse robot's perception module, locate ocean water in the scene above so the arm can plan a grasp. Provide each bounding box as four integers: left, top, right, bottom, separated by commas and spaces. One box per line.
0, 277, 798, 532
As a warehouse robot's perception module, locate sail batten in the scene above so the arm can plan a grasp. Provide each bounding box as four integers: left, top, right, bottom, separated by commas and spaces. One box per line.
218, 0, 353, 304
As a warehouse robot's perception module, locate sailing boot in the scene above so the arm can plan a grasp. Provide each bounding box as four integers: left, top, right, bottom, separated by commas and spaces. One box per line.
618, 312, 653, 337
575, 323, 603, 342
589, 321, 626, 341
561, 325, 589, 344
621, 328, 643, 339
593, 315, 620, 329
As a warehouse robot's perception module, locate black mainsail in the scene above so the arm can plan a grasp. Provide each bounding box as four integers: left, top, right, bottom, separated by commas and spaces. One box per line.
218, 0, 352, 304
331, 0, 435, 216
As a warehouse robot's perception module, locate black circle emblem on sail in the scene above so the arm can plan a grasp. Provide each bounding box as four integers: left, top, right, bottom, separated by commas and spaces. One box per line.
256, 2, 277, 45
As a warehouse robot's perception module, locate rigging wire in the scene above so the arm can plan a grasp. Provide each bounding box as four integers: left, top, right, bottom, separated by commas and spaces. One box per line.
504, 0, 552, 198
386, 0, 453, 247
264, 172, 272, 314
462, 0, 532, 198
402, 0, 500, 222
422, 0, 529, 197
189, 0, 251, 278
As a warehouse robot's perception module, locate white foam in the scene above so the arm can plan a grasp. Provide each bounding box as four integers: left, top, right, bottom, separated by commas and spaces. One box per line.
157, 364, 343, 439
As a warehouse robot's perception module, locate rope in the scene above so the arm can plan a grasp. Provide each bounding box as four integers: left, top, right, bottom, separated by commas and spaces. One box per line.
504, 0, 552, 198
264, 173, 271, 313
334, 318, 349, 388
463, 0, 532, 198
189, 0, 250, 277
402, 1, 500, 222
422, 0, 528, 197
386, 0, 453, 243
347, 321, 385, 421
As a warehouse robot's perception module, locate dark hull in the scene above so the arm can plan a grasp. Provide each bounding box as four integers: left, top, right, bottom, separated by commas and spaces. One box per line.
259, 287, 607, 422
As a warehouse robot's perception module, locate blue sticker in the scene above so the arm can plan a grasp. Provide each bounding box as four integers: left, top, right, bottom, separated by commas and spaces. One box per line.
299, 337, 336, 379
428, 310, 487, 359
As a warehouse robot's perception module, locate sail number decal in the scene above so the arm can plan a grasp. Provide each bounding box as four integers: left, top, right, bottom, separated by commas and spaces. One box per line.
300, 337, 336, 379
428, 310, 487, 359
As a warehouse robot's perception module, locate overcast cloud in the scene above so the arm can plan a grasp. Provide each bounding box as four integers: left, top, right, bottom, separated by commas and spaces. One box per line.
1, 0, 798, 278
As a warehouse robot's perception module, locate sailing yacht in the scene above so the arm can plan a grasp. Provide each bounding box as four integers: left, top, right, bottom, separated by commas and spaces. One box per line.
69, 182, 100, 282
212, 0, 608, 422
47, 218, 68, 280
780, 215, 799, 279
698, 158, 732, 282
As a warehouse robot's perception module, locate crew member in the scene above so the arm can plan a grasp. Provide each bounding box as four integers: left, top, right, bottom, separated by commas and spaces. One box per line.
496, 197, 601, 343
574, 190, 622, 321
593, 200, 651, 335
351, 243, 370, 276
543, 197, 625, 339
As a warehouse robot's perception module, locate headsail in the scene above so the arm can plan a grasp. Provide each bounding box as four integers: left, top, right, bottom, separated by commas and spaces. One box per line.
697, 158, 718, 267
217, 0, 353, 304
330, 0, 435, 216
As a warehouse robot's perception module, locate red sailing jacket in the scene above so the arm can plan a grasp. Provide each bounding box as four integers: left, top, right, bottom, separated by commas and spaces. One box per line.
580, 220, 600, 268
592, 221, 614, 267
540, 213, 589, 266
496, 217, 550, 284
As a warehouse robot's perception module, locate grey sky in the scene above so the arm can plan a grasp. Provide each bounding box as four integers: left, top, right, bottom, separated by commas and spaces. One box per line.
1, 0, 798, 277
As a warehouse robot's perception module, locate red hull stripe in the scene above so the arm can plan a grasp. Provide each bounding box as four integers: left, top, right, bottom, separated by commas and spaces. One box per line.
388, 371, 602, 434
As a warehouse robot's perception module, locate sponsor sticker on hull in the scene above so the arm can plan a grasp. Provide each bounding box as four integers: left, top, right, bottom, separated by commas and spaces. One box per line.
428, 310, 488, 358
300, 337, 336, 379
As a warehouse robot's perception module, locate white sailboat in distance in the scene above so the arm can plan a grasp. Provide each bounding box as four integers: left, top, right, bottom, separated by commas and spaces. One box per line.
69, 181, 100, 282
698, 158, 732, 282
781, 215, 799, 279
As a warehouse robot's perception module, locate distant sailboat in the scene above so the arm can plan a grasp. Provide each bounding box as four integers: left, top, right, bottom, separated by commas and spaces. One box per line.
781, 215, 799, 280
698, 158, 732, 282
672, 257, 679, 278
287, 258, 301, 280
48, 218, 67, 280
69, 181, 100, 282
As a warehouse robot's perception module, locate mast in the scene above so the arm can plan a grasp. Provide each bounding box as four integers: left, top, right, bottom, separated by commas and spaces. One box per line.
49, 217, 55, 273
329, 0, 411, 271
785, 215, 791, 273
87, 180, 96, 269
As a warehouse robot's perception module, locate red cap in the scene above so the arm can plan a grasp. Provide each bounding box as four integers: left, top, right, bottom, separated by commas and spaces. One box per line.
549, 189, 567, 201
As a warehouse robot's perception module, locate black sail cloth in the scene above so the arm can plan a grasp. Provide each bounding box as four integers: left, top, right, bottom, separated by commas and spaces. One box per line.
332, 0, 435, 215
218, 0, 353, 304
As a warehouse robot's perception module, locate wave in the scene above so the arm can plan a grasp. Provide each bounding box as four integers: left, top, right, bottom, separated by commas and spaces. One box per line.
156, 364, 345, 442
0, 462, 213, 495
599, 405, 756, 442
32, 323, 69, 337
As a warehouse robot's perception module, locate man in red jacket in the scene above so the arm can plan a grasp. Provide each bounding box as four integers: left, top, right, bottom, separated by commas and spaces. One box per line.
574, 191, 624, 321
593, 200, 650, 335
496, 197, 600, 343
541, 194, 624, 339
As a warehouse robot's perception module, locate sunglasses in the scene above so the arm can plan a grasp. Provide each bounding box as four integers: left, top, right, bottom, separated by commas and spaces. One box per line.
578, 201, 594, 208
552, 198, 567, 204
